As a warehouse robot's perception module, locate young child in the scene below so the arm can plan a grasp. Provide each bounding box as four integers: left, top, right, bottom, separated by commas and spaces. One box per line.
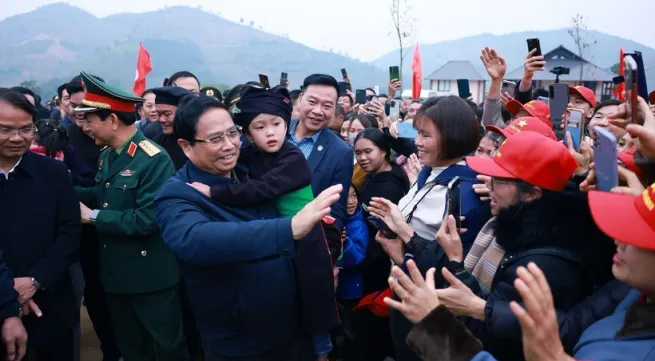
190, 85, 340, 358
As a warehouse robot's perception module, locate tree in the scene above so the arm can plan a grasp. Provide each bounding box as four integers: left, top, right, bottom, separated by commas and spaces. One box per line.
610, 62, 620, 74
568, 14, 597, 82
389, 0, 416, 82
19, 80, 42, 97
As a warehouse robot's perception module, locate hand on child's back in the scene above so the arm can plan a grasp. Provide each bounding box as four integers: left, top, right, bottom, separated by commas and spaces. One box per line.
188, 182, 211, 197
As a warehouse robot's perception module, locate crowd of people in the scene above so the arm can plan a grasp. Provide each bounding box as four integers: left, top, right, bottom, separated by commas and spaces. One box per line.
0, 43, 655, 361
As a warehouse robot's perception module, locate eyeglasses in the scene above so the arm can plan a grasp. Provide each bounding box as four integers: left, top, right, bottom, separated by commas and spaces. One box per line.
194, 125, 242, 145
489, 177, 514, 191
0, 125, 37, 137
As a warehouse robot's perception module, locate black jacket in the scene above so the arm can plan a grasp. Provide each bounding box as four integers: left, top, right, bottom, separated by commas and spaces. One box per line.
65, 122, 103, 171
0, 151, 81, 346
359, 163, 410, 294
0, 251, 20, 322
463, 190, 606, 361
155, 133, 188, 170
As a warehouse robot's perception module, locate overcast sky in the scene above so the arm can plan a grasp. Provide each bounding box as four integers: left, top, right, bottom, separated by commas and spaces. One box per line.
3, 0, 654, 61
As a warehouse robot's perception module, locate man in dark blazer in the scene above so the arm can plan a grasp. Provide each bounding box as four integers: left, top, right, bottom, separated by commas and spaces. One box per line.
0, 89, 80, 360
288, 74, 354, 230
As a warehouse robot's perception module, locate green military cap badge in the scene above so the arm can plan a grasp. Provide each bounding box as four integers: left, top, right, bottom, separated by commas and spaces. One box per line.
74, 72, 144, 113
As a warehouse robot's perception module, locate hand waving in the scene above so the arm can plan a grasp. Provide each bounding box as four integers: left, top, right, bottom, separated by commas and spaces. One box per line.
510, 263, 575, 361
480, 47, 507, 81
384, 260, 440, 324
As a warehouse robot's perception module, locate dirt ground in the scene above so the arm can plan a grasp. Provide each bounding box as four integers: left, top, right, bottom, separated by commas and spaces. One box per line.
80, 306, 103, 361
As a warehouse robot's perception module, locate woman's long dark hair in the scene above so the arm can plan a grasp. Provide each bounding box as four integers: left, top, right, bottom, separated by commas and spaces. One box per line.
354, 128, 391, 161
34, 119, 69, 158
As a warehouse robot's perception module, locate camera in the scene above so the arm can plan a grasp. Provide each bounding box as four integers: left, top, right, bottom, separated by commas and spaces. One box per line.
550, 66, 570, 76
550, 65, 571, 83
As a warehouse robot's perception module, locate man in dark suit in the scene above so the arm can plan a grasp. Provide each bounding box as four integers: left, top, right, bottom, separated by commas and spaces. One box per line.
0, 89, 80, 360
288, 74, 354, 230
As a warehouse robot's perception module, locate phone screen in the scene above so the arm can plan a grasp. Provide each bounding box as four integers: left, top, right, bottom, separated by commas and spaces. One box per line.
367, 216, 397, 239
355, 90, 366, 105
341, 68, 348, 80
448, 177, 461, 230
259, 74, 270, 89
565, 109, 585, 152
593, 126, 618, 192
624, 55, 639, 124
549, 83, 570, 137
457, 79, 470, 99
527, 38, 542, 57
389, 66, 400, 81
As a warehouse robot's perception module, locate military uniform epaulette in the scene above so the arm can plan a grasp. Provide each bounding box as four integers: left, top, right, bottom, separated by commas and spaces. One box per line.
138, 139, 161, 157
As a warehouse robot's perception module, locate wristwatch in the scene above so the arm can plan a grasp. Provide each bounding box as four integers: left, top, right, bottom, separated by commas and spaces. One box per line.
31, 277, 43, 290
89, 209, 100, 224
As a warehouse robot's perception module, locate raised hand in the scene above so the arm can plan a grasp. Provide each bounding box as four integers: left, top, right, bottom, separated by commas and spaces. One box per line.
291, 184, 342, 240
384, 261, 440, 324
510, 263, 575, 361
480, 47, 507, 81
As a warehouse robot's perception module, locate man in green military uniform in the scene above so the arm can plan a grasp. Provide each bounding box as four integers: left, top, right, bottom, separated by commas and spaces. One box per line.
73, 72, 189, 361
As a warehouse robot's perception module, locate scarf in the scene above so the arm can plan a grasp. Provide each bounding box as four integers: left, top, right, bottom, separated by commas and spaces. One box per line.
463, 217, 504, 295
30, 144, 64, 162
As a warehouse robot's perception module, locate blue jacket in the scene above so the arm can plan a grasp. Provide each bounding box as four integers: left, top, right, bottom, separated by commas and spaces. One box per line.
154, 162, 301, 358
336, 209, 369, 300
471, 289, 655, 361
288, 119, 354, 230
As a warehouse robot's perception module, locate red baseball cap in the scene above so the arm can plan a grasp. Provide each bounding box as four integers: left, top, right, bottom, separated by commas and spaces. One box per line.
506, 100, 551, 127
649, 90, 655, 105
618, 146, 644, 178
588, 184, 655, 251
569, 86, 597, 108
466, 131, 577, 191
486, 116, 557, 141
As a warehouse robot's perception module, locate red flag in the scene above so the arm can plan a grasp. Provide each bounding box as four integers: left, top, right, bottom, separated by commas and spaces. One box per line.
614, 48, 625, 101
411, 43, 422, 99
133, 43, 152, 96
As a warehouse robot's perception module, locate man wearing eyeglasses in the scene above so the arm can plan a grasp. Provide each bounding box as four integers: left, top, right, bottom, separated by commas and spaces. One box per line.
0, 88, 80, 361
154, 94, 344, 361
72, 72, 189, 361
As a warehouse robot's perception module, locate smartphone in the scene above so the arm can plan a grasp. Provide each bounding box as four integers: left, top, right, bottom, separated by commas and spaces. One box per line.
338, 82, 348, 95
593, 126, 618, 192
501, 80, 515, 94
624, 55, 639, 125
457, 79, 470, 99
447, 177, 462, 231
564, 108, 585, 152
527, 38, 542, 57
389, 66, 400, 81
355, 89, 366, 105
397, 122, 418, 139
384, 103, 391, 116
259, 74, 270, 89
549, 83, 569, 138
341, 68, 348, 80
280, 72, 288, 86
389, 100, 401, 119
367, 216, 397, 239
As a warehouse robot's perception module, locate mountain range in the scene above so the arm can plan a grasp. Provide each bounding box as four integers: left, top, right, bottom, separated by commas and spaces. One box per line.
1, 3, 654, 99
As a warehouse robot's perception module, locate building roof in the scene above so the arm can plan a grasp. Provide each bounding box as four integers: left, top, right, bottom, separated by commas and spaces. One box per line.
505, 45, 616, 82
425, 60, 486, 81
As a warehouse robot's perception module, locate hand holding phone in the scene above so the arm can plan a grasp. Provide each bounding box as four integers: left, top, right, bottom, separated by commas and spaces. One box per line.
457, 79, 471, 99
389, 66, 400, 82
367, 216, 398, 239
527, 38, 542, 57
